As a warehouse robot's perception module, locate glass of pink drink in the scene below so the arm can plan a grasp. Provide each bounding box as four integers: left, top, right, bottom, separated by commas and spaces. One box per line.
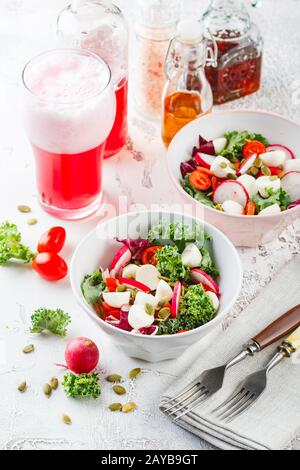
22, 49, 116, 220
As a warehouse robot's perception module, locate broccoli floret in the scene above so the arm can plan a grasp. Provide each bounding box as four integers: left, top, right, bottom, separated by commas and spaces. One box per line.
30, 308, 71, 336
156, 246, 190, 282
62, 373, 101, 399
0, 221, 35, 265
81, 269, 106, 304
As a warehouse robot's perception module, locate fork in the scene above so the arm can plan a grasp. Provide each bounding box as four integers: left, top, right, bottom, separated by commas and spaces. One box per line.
160, 305, 300, 421
214, 325, 300, 422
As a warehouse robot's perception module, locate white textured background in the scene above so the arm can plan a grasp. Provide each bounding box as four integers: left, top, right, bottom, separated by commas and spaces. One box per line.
0, 0, 300, 450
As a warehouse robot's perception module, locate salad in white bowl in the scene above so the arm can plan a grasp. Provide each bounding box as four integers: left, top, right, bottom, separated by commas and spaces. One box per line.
81, 223, 221, 336
181, 130, 300, 216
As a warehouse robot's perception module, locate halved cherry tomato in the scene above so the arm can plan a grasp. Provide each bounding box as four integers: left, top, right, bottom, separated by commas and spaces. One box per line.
243, 141, 266, 159
37, 227, 66, 254
196, 166, 213, 176
141, 246, 163, 266
268, 167, 283, 176
102, 302, 114, 313
189, 170, 212, 191
106, 277, 118, 292
176, 330, 189, 334
108, 309, 121, 320
32, 252, 68, 281
246, 201, 256, 216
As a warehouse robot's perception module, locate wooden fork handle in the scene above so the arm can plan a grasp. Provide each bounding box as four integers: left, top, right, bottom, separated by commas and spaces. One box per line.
252, 305, 300, 350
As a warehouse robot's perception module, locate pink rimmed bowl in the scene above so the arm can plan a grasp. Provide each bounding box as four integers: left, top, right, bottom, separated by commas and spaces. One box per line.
167, 110, 300, 247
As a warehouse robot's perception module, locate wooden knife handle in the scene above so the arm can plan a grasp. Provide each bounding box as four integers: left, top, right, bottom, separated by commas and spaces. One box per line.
252, 305, 300, 350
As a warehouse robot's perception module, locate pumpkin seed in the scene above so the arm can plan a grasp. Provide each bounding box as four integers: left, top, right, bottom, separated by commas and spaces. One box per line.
61, 413, 72, 425
50, 377, 59, 390
122, 402, 137, 413
219, 162, 227, 169
18, 205, 31, 213
108, 403, 122, 412
43, 384, 52, 397
158, 308, 171, 321
129, 368, 142, 380
270, 175, 279, 181
145, 303, 155, 316
23, 344, 35, 354
27, 218, 38, 226
254, 158, 263, 168
113, 385, 126, 396
116, 284, 127, 292
261, 166, 271, 176
157, 297, 168, 308
106, 374, 122, 383
18, 381, 27, 393
130, 289, 137, 301
249, 167, 259, 177
227, 173, 237, 180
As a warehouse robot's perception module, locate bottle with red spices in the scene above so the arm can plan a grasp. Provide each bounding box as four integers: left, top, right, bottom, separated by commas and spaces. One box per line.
202, 0, 263, 104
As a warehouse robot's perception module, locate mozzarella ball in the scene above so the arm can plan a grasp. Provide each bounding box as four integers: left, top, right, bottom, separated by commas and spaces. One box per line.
284, 159, 300, 172
211, 156, 235, 178
256, 176, 281, 198
128, 304, 155, 330
237, 174, 258, 198
136, 264, 160, 291
155, 280, 173, 304
222, 200, 244, 215
259, 204, 281, 216
122, 264, 140, 279
206, 291, 220, 312
260, 151, 286, 167
213, 137, 227, 154
181, 243, 202, 268
135, 292, 158, 307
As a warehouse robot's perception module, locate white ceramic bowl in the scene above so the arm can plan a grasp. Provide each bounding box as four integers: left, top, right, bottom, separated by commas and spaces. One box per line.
167, 110, 300, 247
70, 211, 242, 362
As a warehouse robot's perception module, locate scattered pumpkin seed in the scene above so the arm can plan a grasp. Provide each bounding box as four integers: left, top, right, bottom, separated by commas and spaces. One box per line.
113, 385, 126, 396
23, 344, 35, 354
158, 308, 171, 321
43, 384, 52, 397
18, 205, 31, 213
18, 381, 27, 393
27, 218, 38, 226
50, 377, 59, 390
116, 284, 127, 292
145, 303, 155, 316
61, 413, 72, 425
157, 297, 168, 308
108, 403, 123, 412
129, 368, 142, 380
261, 166, 271, 176
122, 402, 137, 413
106, 374, 122, 383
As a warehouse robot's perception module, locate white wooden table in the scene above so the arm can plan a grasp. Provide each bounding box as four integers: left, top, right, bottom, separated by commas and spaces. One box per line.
0, 0, 299, 450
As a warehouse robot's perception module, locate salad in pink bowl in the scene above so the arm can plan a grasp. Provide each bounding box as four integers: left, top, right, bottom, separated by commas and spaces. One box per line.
81, 223, 221, 336
181, 130, 300, 217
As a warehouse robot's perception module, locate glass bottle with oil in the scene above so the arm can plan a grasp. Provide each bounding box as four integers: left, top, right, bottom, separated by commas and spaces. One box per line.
162, 20, 217, 148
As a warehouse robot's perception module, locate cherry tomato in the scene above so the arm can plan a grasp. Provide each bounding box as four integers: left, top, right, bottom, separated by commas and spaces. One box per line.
245, 201, 256, 216
106, 277, 118, 292
268, 167, 283, 176
32, 252, 68, 281
108, 309, 121, 320
141, 246, 163, 266
242, 141, 266, 159
37, 227, 66, 254
189, 170, 212, 191
176, 330, 189, 334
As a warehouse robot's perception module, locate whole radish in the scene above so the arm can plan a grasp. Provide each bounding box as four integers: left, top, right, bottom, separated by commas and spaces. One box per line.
65, 337, 99, 374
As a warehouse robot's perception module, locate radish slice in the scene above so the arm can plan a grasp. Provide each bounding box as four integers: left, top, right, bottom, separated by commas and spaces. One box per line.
122, 264, 140, 280
288, 199, 300, 209
155, 279, 173, 304
110, 245, 132, 277
206, 292, 220, 312
259, 204, 281, 216
260, 150, 286, 167
103, 292, 131, 309
284, 159, 300, 173
136, 264, 160, 291
266, 144, 295, 160
118, 277, 151, 293
195, 152, 216, 169
171, 281, 181, 318
128, 304, 155, 330
213, 180, 249, 208
191, 269, 220, 296
238, 154, 257, 175
134, 292, 158, 307
281, 171, 300, 202
237, 174, 258, 198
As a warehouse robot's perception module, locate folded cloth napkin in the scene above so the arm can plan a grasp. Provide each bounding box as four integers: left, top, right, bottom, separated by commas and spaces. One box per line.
160, 257, 300, 451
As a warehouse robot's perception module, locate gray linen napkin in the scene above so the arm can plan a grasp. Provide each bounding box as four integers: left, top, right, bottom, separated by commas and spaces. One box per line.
160, 257, 300, 450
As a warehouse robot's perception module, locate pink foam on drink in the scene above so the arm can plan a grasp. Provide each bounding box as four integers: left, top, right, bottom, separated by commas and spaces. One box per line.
23, 50, 116, 217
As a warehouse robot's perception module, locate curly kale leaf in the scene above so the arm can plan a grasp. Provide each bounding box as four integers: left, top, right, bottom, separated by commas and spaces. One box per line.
221, 131, 269, 162
62, 373, 101, 399
157, 284, 215, 335
156, 245, 190, 282
148, 221, 208, 253
81, 269, 106, 304
0, 221, 35, 265
30, 308, 71, 336
253, 188, 291, 212
200, 247, 219, 279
